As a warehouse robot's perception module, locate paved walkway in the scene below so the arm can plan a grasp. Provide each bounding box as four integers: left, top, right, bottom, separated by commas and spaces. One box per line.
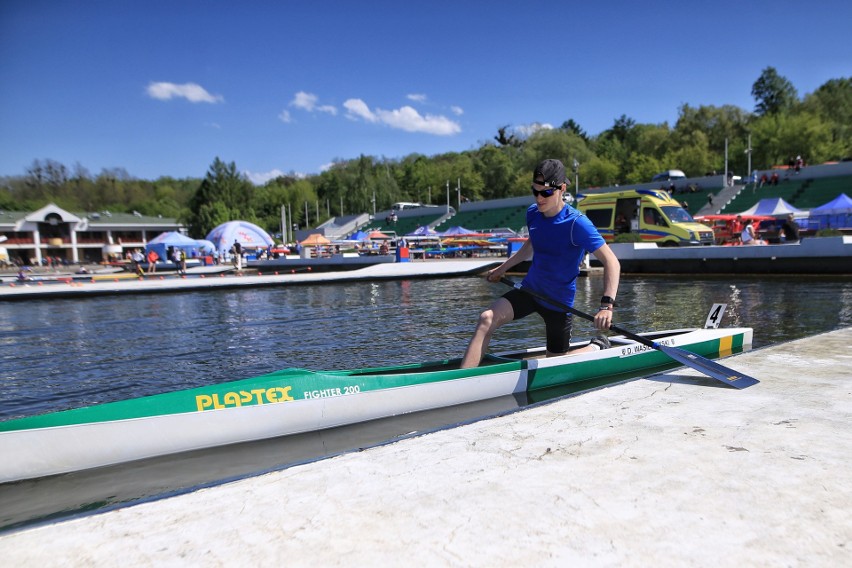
1, 329, 850, 566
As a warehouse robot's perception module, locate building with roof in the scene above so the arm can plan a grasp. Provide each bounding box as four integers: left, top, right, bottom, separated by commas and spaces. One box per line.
0, 203, 182, 266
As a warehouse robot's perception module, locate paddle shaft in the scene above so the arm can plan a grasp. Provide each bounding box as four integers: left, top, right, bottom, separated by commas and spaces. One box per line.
498, 277, 759, 389
500, 277, 651, 345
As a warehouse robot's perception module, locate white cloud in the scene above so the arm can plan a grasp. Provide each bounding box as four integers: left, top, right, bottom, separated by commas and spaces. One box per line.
407, 93, 427, 103
245, 169, 284, 185
344, 99, 460, 135
290, 91, 336, 115
244, 169, 308, 185
278, 110, 292, 123
516, 122, 553, 137
146, 82, 223, 103
343, 98, 378, 122
451, 105, 464, 116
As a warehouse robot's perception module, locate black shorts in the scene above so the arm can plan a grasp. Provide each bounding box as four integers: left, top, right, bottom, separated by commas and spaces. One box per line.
503, 289, 573, 353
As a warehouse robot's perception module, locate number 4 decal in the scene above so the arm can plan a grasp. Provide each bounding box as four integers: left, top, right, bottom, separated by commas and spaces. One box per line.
704, 303, 727, 329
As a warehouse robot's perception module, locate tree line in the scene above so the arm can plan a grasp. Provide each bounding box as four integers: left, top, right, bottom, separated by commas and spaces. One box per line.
1, 68, 848, 240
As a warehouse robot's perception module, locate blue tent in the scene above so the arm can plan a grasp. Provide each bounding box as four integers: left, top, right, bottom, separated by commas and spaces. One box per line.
206, 221, 274, 255
145, 231, 209, 261
809, 193, 852, 230
348, 230, 370, 241
440, 226, 476, 236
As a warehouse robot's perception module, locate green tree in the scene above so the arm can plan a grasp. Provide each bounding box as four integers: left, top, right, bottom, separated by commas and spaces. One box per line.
581, 156, 620, 189
801, 77, 852, 158
472, 145, 517, 200
749, 112, 834, 167
623, 153, 662, 185
752, 67, 798, 116
560, 119, 588, 142
663, 130, 713, 178
185, 158, 253, 237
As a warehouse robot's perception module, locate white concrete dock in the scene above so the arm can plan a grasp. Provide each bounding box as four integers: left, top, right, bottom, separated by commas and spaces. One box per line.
1, 328, 849, 566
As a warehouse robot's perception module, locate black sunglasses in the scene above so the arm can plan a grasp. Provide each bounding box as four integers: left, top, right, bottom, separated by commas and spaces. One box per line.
530, 187, 557, 197
530, 179, 562, 197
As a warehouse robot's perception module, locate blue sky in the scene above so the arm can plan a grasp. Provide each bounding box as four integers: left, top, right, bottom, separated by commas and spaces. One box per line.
1, 0, 849, 184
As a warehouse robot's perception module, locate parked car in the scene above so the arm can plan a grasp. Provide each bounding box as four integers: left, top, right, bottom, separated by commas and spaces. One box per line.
651, 169, 687, 182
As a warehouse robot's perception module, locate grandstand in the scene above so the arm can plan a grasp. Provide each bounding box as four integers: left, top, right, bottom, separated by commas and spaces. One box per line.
366, 211, 447, 237
675, 187, 724, 214
433, 205, 528, 234
318, 164, 852, 241
790, 175, 852, 209
722, 170, 852, 213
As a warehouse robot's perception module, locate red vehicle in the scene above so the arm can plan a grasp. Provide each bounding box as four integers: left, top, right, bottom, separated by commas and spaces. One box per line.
694, 214, 777, 245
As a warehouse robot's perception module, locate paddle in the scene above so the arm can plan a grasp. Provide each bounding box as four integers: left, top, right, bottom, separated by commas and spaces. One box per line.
499, 277, 759, 389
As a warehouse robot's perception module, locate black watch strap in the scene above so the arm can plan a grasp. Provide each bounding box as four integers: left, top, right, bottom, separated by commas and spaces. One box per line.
600, 295, 617, 306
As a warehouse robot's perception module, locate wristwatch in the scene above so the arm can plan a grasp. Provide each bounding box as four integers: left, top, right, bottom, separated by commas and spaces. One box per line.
600, 295, 616, 306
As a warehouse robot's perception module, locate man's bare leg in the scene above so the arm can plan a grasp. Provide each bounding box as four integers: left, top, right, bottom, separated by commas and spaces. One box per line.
460, 298, 514, 368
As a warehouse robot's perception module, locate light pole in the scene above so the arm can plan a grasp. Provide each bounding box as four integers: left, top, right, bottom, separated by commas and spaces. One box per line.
457, 177, 461, 209
573, 158, 580, 194
745, 134, 753, 186
281, 205, 287, 243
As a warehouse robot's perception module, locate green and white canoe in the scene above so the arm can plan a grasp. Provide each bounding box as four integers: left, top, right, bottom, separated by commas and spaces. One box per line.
0, 326, 752, 483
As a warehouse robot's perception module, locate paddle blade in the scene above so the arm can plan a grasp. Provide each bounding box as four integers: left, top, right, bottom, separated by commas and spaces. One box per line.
655, 343, 759, 389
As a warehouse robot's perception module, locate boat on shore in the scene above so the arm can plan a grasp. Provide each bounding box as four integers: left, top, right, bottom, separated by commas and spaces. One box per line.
0, 326, 752, 483
603, 236, 852, 274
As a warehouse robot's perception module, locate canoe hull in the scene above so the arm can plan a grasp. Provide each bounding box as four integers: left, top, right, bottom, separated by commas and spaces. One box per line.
0, 327, 752, 483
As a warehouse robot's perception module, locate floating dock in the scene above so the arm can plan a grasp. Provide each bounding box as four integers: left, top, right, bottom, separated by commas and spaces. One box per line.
0, 328, 848, 565
0, 259, 502, 301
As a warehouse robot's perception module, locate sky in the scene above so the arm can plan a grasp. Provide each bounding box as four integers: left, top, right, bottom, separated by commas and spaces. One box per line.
1, 0, 850, 185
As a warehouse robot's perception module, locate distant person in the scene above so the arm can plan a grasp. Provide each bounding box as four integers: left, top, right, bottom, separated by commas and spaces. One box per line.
780, 214, 800, 243
770, 172, 779, 186
131, 248, 145, 276
230, 240, 242, 270
741, 220, 756, 245
615, 213, 630, 235
146, 249, 158, 273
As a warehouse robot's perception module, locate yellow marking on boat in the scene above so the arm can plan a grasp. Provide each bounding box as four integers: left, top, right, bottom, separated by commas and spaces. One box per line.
718, 335, 733, 358
196, 386, 294, 411
91, 273, 140, 281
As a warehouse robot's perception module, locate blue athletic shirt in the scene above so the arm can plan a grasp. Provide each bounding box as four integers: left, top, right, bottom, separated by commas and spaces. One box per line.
520, 203, 605, 311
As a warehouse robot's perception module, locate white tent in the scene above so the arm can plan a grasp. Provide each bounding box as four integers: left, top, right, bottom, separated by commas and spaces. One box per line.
206, 221, 274, 255
739, 198, 802, 217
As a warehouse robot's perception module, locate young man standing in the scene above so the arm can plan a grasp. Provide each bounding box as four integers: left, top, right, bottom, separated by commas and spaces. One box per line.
461, 159, 620, 368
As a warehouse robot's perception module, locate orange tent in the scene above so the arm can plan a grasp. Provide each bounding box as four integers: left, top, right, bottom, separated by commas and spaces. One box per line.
299, 233, 331, 246
368, 230, 391, 239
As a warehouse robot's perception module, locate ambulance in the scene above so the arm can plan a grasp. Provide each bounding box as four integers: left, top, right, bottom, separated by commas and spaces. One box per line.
577, 189, 714, 246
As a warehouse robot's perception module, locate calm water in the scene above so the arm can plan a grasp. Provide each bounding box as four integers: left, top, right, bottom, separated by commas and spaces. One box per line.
2, 273, 851, 421
1, 272, 851, 530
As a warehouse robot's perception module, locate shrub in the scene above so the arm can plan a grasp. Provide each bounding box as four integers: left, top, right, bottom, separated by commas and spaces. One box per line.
815, 228, 843, 237
613, 233, 644, 243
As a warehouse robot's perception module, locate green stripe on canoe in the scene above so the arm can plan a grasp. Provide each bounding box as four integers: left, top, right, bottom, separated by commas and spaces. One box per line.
0, 357, 524, 432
